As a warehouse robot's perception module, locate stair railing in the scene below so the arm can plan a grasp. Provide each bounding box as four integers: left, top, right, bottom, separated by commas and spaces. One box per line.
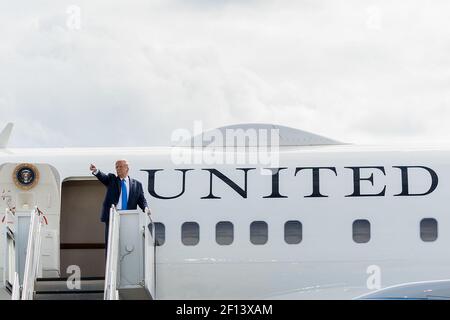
11, 272, 20, 300
104, 205, 120, 300
3, 208, 16, 296
21, 207, 44, 300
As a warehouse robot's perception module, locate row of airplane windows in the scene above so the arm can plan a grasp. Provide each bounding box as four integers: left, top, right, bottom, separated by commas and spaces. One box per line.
149, 218, 438, 246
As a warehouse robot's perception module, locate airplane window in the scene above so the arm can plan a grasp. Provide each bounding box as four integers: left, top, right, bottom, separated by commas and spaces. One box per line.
284, 221, 302, 244
250, 221, 268, 245
353, 219, 370, 243
216, 221, 234, 245
182, 222, 200, 246
155, 222, 165, 246
420, 218, 438, 242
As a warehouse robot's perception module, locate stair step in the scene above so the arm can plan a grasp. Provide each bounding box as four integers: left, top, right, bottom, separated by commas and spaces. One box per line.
33, 291, 104, 300
36, 276, 105, 282
32, 278, 151, 300
35, 279, 104, 292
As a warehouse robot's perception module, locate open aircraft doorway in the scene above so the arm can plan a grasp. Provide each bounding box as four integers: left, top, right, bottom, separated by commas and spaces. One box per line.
60, 178, 105, 278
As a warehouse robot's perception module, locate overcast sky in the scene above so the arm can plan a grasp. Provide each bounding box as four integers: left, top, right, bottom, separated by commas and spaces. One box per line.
1, 0, 450, 147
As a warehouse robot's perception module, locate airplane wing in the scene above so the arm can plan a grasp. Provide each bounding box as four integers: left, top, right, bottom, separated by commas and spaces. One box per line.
354, 280, 450, 300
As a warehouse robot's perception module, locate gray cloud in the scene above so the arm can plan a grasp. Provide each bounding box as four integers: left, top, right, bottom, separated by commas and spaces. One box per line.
1, 0, 450, 147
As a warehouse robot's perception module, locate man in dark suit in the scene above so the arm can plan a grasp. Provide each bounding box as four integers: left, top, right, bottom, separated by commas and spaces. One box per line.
89, 160, 150, 247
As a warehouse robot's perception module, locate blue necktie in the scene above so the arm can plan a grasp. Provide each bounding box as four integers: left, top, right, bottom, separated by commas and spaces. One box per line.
121, 179, 128, 210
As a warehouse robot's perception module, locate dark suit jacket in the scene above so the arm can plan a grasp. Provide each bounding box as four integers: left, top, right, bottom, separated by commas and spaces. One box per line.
94, 170, 148, 222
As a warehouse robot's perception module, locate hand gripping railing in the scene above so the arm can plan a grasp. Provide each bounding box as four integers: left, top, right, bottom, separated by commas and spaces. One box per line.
104, 205, 120, 300
21, 207, 45, 300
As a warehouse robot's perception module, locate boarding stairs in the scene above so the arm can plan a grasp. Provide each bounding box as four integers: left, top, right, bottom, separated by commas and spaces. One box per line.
2, 206, 156, 300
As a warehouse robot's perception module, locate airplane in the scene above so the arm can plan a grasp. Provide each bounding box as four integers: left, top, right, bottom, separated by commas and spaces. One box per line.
1, 121, 450, 300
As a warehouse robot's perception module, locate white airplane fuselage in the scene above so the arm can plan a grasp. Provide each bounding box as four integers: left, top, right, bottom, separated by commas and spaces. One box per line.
1, 144, 450, 299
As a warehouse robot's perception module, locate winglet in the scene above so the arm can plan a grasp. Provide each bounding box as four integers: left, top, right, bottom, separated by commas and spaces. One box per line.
0, 123, 13, 148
